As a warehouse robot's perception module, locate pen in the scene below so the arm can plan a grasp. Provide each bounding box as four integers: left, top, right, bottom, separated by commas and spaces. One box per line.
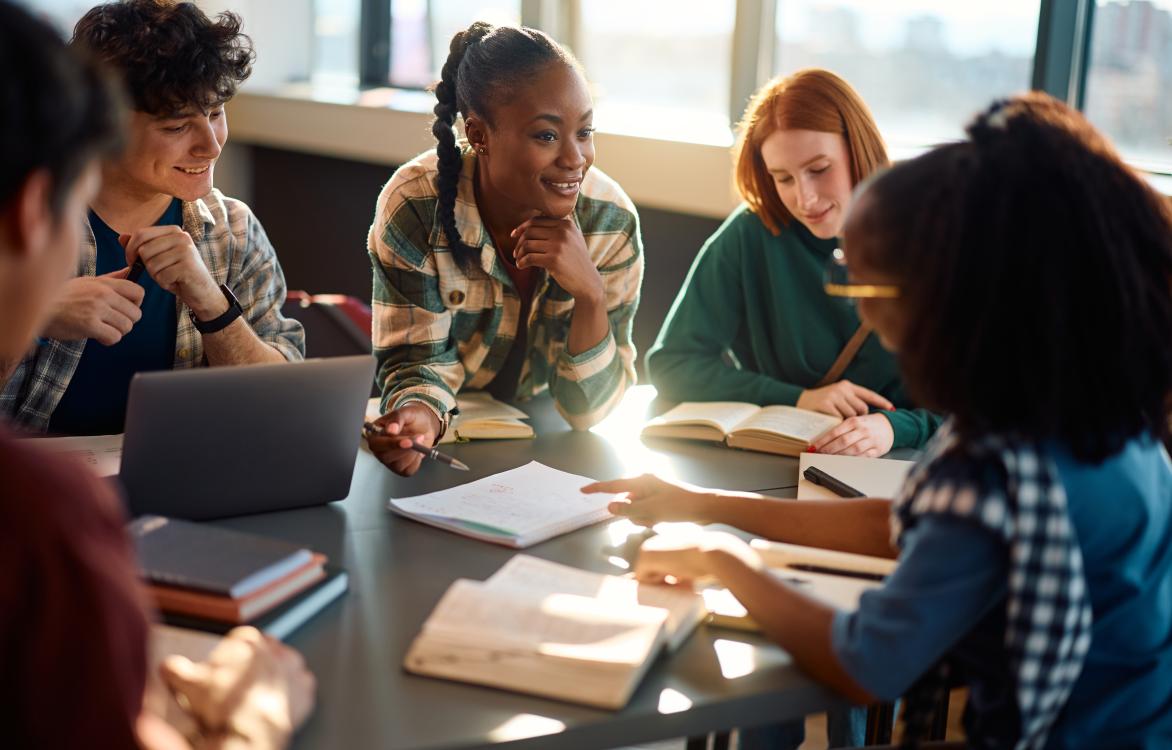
363, 421, 470, 471
787, 563, 886, 582
126, 258, 146, 283
802, 466, 864, 498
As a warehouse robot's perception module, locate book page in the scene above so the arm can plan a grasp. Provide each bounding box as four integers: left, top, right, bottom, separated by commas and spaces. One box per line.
389, 461, 613, 539
28, 433, 124, 477
484, 555, 703, 649
734, 405, 841, 442
451, 391, 529, 422
423, 579, 665, 666
797, 453, 915, 500
643, 401, 761, 436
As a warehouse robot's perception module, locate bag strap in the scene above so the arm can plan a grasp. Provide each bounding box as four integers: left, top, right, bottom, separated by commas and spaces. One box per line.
814, 323, 872, 388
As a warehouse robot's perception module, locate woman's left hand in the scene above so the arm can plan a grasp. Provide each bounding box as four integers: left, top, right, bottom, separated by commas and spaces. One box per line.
511, 215, 604, 303
810, 413, 895, 457
633, 530, 761, 586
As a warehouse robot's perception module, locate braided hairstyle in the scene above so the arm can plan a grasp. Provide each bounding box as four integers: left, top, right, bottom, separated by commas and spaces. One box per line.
431, 22, 577, 253
850, 92, 1172, 462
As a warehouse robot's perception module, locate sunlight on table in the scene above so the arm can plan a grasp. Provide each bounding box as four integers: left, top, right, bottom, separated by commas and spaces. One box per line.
487, 713, 567, 742
657, 687, 694, 714
590, 385, 680, 481
713, 638, 759, 680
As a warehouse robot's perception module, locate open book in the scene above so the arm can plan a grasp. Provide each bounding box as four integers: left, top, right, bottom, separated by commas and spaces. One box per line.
641, 402, 841, 457
704, 541, 897, 632
405, 554, 703, 709
388, 461, 615, 548
366, 391, 533, 444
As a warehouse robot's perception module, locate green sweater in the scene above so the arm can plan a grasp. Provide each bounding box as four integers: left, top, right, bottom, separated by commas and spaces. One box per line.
647, 205, 941, 450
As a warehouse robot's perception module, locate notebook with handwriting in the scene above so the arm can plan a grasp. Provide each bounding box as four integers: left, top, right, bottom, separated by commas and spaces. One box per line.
641, 402, 841, 457
387, 461, 614, 548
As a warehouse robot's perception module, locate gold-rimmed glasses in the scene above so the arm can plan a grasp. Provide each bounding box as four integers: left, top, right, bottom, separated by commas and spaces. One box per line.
822, 248, 901, 299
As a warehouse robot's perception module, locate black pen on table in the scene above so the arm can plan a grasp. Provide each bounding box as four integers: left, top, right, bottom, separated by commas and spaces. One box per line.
802, 466, 864, 498
363, 421, 470, 471
786, 563, 886, 582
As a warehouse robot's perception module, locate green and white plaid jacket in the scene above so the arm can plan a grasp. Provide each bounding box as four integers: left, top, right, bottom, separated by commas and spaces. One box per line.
0, 189, 304, 432
368, 147, 644, 430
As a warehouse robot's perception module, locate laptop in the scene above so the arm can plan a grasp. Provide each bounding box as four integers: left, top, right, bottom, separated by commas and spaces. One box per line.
119, 355, 376, 520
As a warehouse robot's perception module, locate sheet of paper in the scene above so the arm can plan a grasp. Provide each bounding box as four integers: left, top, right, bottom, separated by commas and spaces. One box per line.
389, 461, 613, 536
28, 433, 124, 477
797, 453, 915, 500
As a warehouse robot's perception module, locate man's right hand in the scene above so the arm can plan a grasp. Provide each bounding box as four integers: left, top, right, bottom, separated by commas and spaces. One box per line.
366, 402, 443, 477
42, 269, 144, 345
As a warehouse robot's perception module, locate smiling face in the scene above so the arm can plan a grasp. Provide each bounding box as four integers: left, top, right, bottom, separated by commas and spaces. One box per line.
469, 63, 595, 225
759, 128, 854, 239
110, 104, 228, 203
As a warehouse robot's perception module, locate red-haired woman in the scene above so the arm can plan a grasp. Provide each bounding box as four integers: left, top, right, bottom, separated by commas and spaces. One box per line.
647, 69, 939, 457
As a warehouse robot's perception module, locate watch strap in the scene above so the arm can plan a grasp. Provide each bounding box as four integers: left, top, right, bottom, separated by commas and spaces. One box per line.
191, 284, 243, 334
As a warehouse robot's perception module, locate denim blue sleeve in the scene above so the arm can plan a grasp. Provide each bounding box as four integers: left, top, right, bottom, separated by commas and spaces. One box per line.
830, 515, 1008, 700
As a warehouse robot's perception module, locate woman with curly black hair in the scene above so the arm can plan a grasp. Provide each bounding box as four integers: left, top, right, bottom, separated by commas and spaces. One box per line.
586, 93, 1172, 748
1, 0, 305, 437
367, 22, 643, 476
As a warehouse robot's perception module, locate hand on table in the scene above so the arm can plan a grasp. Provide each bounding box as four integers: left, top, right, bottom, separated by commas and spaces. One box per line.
366, 402, 442, 476
810, 413, 895, 457
160, 626, 315, 748
631, 530, 762, 586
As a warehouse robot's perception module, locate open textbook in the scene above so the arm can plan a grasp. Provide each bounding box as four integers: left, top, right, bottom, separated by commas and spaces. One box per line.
405, 554, 704, 709
388, 461, 614, 548
641, 402, 841, 457
365, 391, 533, 444
704, 541, 897, 632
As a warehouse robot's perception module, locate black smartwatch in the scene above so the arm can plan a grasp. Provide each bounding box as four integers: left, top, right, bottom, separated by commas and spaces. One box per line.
190, 284, 243, 334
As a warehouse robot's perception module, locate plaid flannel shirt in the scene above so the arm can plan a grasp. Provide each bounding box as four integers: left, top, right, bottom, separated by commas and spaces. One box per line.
892, 420, 1093, 749
0, 189, 304, 433
368, 147, 643, 430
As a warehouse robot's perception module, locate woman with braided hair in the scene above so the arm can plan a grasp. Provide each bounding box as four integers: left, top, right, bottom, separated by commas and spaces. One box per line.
366, 22, 643, 476
585, 93, 1172, 748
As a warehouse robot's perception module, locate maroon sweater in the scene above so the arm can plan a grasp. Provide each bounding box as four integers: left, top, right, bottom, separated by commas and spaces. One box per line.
0, 426, 149, 748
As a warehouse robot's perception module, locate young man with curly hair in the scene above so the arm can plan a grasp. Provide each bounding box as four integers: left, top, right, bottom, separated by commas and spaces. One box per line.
0, 0, 305, 435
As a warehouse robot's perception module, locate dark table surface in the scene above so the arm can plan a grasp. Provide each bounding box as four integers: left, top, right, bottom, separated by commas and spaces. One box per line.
210, 387, 850, 749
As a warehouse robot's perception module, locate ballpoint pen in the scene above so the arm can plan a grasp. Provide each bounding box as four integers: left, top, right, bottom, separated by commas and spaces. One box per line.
363, 421, 470, 471
802, 466, 864, 498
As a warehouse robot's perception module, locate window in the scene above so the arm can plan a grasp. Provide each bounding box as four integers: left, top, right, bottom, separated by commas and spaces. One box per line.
774, 0, 1042, 148
387, 0, 521, 89
313, 0, 362, 88
1084, 0, 1172, 171
575, 0, 736, 144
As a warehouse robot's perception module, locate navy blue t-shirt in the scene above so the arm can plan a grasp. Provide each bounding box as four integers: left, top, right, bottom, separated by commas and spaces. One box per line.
48, 200, 181, 435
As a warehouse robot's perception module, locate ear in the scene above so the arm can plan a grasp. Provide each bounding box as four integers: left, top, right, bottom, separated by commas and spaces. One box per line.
464, 116, 489, 151
0, 169, 54, 260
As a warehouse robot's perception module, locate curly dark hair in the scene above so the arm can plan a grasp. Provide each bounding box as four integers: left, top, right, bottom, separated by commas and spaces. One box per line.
851, 92, 1172, 461
0, 1, 125, 213
431, 22, 578, 254
71, 0, 254, 117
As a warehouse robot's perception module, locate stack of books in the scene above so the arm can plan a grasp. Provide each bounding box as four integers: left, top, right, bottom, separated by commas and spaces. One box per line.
129, 515, 348, 640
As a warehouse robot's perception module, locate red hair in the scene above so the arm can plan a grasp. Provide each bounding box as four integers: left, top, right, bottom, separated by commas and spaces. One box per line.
734, 68, 888, 234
